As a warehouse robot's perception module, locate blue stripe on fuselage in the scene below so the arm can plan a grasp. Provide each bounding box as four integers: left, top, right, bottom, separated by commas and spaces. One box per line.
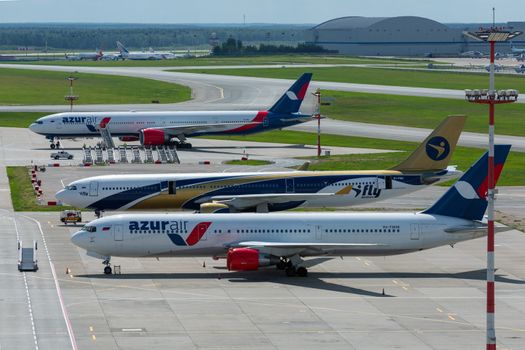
87, 173, 424, 211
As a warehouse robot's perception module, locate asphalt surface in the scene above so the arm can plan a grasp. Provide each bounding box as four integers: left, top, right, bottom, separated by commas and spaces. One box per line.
0, 62, 524, 349
1, 63, 524, 152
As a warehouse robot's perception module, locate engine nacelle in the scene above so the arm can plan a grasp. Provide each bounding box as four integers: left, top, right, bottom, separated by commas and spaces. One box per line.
226, 248, 279, 271
139, 128, 171, 146
227, 248, 260, 271
119, 136, 139, 142
199, 202, 230, 213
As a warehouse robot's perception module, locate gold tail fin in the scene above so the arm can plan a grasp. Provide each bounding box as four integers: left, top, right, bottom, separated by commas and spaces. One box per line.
391, 115, 466, 172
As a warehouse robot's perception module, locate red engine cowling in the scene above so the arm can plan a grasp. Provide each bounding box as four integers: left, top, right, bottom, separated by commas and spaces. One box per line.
227, 248, 260, 271
139, 128, 171, 146
119, 136, 140, 142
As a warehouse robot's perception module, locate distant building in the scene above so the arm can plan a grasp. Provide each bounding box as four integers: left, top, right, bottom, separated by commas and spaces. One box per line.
307, 16, 525, 56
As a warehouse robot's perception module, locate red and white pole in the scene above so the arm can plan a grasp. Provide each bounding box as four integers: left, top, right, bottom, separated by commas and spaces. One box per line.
315, 89, 321, 157
486, 39, 496, 350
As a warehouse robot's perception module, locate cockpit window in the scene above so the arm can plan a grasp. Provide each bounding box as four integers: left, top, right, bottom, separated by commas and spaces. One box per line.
82, 226, 96, 232
36, 121, 43, 124
65, 185, 77, 190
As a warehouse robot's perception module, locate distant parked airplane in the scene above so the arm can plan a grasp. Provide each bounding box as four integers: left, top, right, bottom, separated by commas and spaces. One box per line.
515, 64, 525, 74
116, 41, 180, 60
460, 51, 484, 58
70, 145, 511, 276
65, 49, 103, 61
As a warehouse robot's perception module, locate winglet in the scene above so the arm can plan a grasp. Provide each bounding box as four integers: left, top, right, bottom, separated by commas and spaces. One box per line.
391, 115, 466, 172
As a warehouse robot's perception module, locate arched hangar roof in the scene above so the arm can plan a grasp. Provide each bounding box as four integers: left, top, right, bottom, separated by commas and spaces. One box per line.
313, 16, 450, 30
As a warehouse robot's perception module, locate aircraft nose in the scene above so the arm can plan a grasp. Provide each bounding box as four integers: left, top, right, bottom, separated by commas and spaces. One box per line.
71, 231, 88, 249
29, 122, 38, 132
55, 189, 68, 205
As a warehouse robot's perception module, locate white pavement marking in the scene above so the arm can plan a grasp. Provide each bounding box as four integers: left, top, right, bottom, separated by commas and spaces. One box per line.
12, 218, 39, 350
23, 215, 78, 350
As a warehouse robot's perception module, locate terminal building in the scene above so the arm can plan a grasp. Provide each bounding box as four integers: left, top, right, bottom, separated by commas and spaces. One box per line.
307, 16, 525, 56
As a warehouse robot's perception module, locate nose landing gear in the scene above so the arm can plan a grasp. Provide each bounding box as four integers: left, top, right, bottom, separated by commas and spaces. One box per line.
102, 258, 112, 275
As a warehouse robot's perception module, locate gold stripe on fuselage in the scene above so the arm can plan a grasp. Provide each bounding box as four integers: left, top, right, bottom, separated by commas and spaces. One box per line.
129, 170, 403, 210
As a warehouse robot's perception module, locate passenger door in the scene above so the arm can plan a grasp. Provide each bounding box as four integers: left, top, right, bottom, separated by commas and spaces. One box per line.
114, 225, 123, 241
410, 224, 420, 240
89, 181, 98, 196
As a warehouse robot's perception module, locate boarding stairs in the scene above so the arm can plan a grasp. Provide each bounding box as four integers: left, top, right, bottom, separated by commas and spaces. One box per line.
156, 146, 168, 163
94, 147, 105, 165
144, 147, 154, 163
107, 148, 116, 164
18, 241, 38, 271
99, 125, 115, 149
131, 147, 142, 163
166, 147, 180, 164
82, 147, 93, 165
118, 146, 128, 163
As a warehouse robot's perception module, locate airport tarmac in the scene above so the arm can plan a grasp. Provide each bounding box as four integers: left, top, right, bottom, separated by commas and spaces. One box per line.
1, 207, 524, 350
1, 64, 525, 349
0, 126, 393, 169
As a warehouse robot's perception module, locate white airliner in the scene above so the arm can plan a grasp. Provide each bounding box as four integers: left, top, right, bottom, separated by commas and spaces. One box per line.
29, 73, 313, 149
510, 42, 525, 55
65, 49, 104, 61
116, 41, 178, 60
56, 116, 465, 214
70, 145, 511, 276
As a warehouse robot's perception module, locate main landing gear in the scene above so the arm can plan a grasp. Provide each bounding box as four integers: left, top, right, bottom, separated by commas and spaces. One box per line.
174, 135, 192, 149
276, 256, 308, 277
102, 257, 112, 275
49, 138, 61, 149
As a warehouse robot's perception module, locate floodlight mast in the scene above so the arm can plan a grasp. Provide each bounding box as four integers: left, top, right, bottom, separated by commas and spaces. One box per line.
463, 26, 522, 350
64, 75, 79, 112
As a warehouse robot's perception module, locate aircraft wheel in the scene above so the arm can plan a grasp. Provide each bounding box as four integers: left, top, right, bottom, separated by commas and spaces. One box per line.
285, 266, 296, 277
50, 143, 56, 149
276, 260, 287, 270
296, 266, 308, 277
104, 266, 112, 275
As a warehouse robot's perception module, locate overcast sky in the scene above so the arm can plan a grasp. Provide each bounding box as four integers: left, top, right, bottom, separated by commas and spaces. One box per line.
0, 0, 522, 24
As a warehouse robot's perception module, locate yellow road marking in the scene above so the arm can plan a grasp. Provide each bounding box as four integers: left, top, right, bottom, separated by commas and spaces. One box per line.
402, 286, 408, 291
91, 334, 96, 341
448, 315, 456, 321
392, 280, 399, 285
436, 307, 443, 313
89, 326, 93, 332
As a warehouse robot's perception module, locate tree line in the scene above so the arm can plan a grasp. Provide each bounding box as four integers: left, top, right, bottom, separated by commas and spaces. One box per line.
0, 25, 309, 50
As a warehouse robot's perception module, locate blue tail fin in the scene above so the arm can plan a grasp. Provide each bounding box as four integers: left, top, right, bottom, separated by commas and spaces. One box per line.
268, 73, 312, 114
423, 145, 511, 221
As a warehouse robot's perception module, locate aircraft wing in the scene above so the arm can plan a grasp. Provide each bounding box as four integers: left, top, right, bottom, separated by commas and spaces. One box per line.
197, 193, 340, 210
144, 122, 261, 136
233, 241, 387, 256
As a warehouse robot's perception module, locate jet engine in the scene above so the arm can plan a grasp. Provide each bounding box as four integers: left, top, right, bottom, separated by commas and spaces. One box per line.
119, 136, 140, 142
226, 248, 279, 271
139, 129, 171, 146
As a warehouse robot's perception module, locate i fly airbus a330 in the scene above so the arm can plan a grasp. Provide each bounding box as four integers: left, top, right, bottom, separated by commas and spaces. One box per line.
71, 145, 511, 276
57, 116, 465, 214
29, 73, 313, 149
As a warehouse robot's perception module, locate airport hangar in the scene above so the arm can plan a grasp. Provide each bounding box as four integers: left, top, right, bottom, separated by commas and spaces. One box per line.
306, 16, 525, 56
